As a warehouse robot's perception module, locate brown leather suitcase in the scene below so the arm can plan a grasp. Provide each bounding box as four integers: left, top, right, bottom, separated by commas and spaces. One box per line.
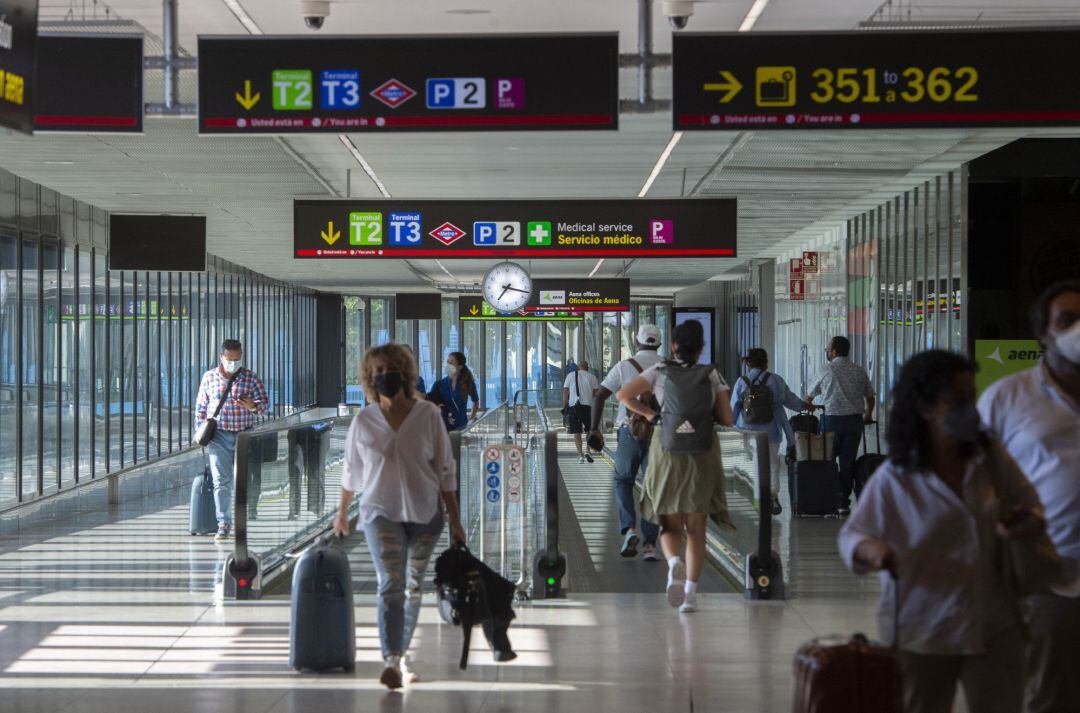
791, 576, 903, 712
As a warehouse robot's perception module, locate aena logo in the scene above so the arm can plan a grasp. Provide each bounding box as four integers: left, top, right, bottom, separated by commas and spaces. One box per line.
1008, 349, 1043, 360
0, 16, 13, 51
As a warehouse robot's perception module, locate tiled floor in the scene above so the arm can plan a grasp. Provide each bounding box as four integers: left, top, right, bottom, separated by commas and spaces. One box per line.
0, 435, 907, 712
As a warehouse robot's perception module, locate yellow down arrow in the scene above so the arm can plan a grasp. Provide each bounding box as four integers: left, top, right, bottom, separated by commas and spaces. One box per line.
321, 221, 341, 245
469, 305, 479, 316
703, 70, 743, 103
235, 80, 261, 110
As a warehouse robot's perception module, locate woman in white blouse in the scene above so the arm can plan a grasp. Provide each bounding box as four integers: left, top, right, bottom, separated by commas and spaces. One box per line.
332, 343, 466, 691
839, 350, 1046, 713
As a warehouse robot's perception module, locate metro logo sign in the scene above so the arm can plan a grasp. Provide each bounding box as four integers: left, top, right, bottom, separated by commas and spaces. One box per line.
370, 79, 416, 109
429, 222, 466, 246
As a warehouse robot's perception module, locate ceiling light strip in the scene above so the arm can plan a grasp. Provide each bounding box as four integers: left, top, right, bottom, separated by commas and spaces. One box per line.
588, 258, 605, 277
222, 0, 263, 35
738, 0, 771, 32
338, 134, 391, 198
638, 131, 683, 198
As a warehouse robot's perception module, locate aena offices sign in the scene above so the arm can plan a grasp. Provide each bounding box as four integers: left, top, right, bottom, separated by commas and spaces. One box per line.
527, 279, 630, 312
674, 28, 1080, 130
294, 198, 736, 259
199, 34, 618, 134
0, 0, 38, 135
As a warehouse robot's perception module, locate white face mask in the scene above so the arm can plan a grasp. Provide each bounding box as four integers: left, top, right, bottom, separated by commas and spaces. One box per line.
221, 358, 242, 374
1055, 321, 1080, 365
445, 362, 457, 374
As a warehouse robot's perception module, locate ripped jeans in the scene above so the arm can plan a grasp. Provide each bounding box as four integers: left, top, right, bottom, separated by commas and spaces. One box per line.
363, 510, 445, 659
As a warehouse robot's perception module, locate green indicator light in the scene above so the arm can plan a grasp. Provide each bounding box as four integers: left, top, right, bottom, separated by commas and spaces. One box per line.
547, 577, 556, 586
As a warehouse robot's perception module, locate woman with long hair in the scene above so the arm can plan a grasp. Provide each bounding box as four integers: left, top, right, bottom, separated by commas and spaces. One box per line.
429, 351, 479, 431
333, 343, 466, 690
839, 350, 1047, 713
616, 319, 735, 613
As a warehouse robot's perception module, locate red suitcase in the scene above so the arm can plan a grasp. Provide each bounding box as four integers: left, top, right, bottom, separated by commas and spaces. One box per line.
791, 577, 903, 712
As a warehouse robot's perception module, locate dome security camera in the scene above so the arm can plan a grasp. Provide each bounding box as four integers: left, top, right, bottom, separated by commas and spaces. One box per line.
662, 1, 694, 30
300, 0, 329, 30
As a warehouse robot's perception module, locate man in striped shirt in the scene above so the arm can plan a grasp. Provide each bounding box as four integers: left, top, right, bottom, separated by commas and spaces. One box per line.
195, 339, 269, 541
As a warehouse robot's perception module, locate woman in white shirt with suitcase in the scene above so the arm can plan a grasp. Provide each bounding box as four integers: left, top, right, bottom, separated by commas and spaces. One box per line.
333, 343, 467, 690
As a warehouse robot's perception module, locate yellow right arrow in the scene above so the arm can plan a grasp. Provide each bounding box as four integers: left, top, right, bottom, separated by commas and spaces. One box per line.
469, 305, 479, 316
235, 80, 261, 110
320, 221, 341, 245
703, 70, 743, 103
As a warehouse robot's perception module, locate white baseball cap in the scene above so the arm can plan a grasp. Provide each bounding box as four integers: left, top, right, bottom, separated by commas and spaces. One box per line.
636, 324, 661, 346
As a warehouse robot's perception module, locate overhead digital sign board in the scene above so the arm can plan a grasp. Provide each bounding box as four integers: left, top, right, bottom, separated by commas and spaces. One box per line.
199, 34, 618, 134
459, 297, 582, 322
0, 0, 38, 135
35, 34, 143, 132
527, 278, 629, 312
674, 29, 1080, 130
294, 198, 736, 259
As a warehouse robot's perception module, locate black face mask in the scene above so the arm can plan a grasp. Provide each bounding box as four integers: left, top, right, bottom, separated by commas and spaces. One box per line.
373, 371, 405, 398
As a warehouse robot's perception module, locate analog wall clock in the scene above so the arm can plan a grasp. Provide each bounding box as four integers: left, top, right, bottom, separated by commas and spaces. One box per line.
482, 261, 533, 312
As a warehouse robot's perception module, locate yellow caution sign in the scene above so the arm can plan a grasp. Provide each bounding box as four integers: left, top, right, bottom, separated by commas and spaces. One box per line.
235, 80, 261, 110
755, 67, 796, 107
703, 70, 743, 103
320, 221, 341, 245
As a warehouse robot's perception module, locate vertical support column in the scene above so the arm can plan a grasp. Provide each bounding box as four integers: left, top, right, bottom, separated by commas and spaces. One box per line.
758, 260, 776, 364
162, 0, 180, 110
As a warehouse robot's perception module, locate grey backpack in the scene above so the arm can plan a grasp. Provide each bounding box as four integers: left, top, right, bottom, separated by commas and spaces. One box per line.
659, 361, 716, 454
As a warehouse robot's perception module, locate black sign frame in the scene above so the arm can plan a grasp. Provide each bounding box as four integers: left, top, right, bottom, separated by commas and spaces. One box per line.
674, 28, 1080, 131
294, 198, 736, 259
198, 33, 619, 134
35, 34, 143, 133
0, 0, 39, 135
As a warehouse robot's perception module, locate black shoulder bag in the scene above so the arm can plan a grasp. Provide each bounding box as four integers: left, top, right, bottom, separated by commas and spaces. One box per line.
193, 371, 240, 447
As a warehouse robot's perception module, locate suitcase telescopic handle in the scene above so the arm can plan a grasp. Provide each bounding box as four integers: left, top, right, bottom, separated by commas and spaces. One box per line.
890, 571, 900, 651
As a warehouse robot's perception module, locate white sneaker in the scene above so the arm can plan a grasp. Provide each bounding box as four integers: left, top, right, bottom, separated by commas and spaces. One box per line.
400, 656, 420, 685
578, 456, 585, 464
642, 544, 660, 562
680, 592, 698, 613
666, 560, 686, 608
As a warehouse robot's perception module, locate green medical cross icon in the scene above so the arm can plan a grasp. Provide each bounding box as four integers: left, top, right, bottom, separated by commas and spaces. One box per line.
527, 221, 552, 246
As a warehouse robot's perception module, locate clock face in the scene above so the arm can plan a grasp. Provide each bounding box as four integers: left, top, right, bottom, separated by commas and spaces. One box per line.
482, 262, 533, 313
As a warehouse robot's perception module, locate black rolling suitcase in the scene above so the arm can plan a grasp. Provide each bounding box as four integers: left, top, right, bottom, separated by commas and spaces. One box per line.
793, 460, 840, 517
189, 466, 217, 535
290, 535, 356, 673
853, 423, 886, 500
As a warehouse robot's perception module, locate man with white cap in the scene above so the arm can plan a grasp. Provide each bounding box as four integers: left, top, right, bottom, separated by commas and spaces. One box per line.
590, 324, 663, 561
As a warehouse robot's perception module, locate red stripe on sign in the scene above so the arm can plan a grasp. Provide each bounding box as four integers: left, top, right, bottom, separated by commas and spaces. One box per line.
525, 306, 629, 312
295, 248, 736, 258
678, 109, 1080, 126
35, 115, 139, 127
204, 114, 613, 129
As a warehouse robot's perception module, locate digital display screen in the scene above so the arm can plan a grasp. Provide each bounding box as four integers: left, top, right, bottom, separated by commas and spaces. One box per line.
674, 29, 1080, 130
674, 308, 715, 366
35, 34, 143, 132
0, 0, 38, 135
395, 293, 442, 320
199, 34, 618, 134
108, 215, 207, 272
294, 198, 736, 259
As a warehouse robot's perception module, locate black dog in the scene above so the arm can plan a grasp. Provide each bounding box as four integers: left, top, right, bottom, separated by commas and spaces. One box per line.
433, 545, 517, 669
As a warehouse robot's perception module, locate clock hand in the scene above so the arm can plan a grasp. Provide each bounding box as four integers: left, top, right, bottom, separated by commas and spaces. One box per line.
499, 285, 510, 299
505, 287, 530, 294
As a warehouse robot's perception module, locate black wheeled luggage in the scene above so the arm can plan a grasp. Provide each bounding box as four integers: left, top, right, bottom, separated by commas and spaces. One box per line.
189, 466, 217, 535
793, 460, 839, 517
290, 535, 356, 672
853, 423, 886, 500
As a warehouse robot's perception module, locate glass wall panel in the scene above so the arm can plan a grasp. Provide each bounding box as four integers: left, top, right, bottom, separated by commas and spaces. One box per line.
417, 318, 437, 393
77, 249, 93, 478
441, 299, 459, 363
59, 245, 75, 487
656, 305, 670, 358
583, 312, 600, 377
565, 321, 581, 371
394, 319, 413, 348
602, 312, 619, 376
526, 321, 544, 402
370, 298, 390, 345
0, 233, 16, 503
545, 322, 563, 407
21, 238, 39, 498
344, 297, 365, 404
95, 253, 108, 473
505, 321, 522, 401
483, 321, 502, 406
41, 241, 59, 489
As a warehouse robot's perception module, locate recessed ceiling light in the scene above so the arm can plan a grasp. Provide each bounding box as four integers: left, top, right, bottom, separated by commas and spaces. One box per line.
116, 192, 142, 196
45, 160, 75, 165
446, 8, 491, 14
